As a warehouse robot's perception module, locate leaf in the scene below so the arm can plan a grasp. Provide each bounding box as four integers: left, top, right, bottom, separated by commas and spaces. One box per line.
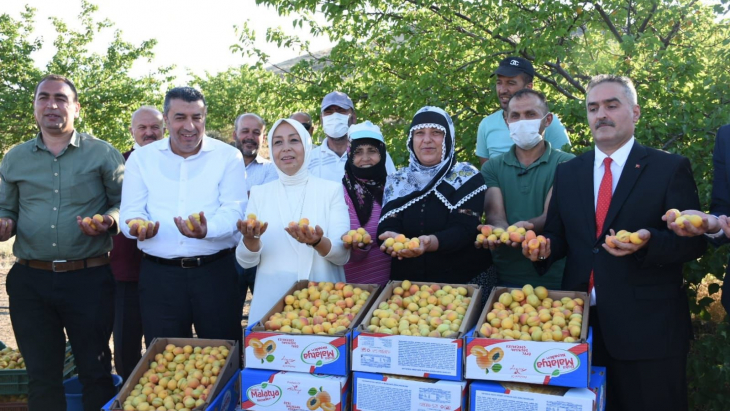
485, 368, 489, 374
266, 355, 275, 362
308, 388, 318, 396
316, 360, 323, 366
552, 369, 560, 377
262, 383, 268, 388
492, 363, 502, 373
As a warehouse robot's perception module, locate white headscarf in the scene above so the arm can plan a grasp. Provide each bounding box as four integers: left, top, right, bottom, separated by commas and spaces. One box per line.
267, 118, 313, 186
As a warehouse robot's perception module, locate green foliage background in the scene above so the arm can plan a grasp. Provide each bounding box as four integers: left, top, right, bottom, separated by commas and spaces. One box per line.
1, 0, 729, 406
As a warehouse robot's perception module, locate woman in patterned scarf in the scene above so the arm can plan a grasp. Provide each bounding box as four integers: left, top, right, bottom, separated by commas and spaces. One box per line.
341, 121, 391, 286
377, 106, 495, 292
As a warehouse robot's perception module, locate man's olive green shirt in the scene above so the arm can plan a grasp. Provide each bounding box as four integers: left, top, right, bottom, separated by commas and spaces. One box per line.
0, 132, 124, 261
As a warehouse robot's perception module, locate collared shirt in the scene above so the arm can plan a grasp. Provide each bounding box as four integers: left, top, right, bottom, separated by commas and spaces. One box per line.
0, 131, 124, 261
308, 137, 397, 182
120, 136, 247, 258
476, 110, 571, 159
481, 142, 575, 287
591, 136, 635, 305
244, 156, 278, 189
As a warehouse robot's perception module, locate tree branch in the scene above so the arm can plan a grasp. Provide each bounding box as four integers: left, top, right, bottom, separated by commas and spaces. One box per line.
543, 61, 587, 95
592, 2, 624, 43
533, 71, 580, 100
636, 1, 658, 36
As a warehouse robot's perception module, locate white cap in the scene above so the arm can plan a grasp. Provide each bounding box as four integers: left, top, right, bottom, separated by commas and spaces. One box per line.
348, 121, 384, 143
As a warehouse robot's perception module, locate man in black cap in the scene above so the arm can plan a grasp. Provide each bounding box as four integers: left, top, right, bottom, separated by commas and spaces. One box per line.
476, 56, 571, 165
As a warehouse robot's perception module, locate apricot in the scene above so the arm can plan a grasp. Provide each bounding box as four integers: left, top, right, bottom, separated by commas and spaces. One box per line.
615, 230, 631, 243
687, 214, 702, 228
629, 232, 643, 245
510, 289, 525, 302
488, 347, 505, 362
665, 209, 681, 219
481, 225, 493, 236
498, 292, 513, 306
509, 232, 523, 243
507, 225, 518, 233
342, 234, 353, 244
476, 354, 494, 369
675, 216, 687, 229
186, 213, 201, 231
487, 234, 498, 242
299, 218, 310, 227
524, 230, 536, 242
476, 234, 485, 242
534, 286, 548, 300
307, 396, 321, 410
393, 243, 405, 252
499, 232, 510, 243
384, 238, 395, 247
605, 235, 617, 248
320, 402, 336, 411
394, 234, 407, 243
493, 228, 505, 237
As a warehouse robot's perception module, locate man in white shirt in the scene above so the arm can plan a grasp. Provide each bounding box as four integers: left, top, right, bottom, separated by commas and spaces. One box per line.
308, 91, 397, 181
231, 112, 276, 319
120, 87, 247, 346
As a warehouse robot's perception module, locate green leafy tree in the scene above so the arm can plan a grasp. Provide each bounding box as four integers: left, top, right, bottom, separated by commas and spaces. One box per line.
0, 2, 173, 155
218, 0, 730, 407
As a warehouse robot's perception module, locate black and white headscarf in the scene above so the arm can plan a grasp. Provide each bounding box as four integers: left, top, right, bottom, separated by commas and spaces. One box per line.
379, 106, 486, 223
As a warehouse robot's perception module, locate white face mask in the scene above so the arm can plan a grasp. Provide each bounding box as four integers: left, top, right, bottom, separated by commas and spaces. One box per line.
322, 112, 350, 138
508, 115, 547, 150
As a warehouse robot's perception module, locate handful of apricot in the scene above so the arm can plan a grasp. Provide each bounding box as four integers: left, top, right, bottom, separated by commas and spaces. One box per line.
245, 213, 265, 228
383, 234, 420, 253
479, 284, 584, 343
605, 229, 644, 246
476, 225, 546, 248
185, 213, 201, 231
365, 280, 471, 337
264, 281, 371, 335
665, 208, 702, 229
342, 227, 372, 245
289, 218, 315, 233
127, 218, 155, 231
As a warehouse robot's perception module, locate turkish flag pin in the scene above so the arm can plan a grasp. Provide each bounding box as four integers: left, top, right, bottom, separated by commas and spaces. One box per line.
635, 164, 640, 169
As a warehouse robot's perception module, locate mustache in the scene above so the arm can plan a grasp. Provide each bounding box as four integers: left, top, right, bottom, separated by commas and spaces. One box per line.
595, 120, 615, 128
241, 139, 258, 145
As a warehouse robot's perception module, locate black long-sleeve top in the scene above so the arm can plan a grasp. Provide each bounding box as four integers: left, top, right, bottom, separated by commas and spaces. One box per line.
377, 185, 491, 284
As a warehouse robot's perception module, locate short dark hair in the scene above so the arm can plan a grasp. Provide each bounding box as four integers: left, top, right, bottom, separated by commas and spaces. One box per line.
519, 72, 534, 85
34, 74, 78, 102
507, 88, 550, 115
163, 87, 206, 115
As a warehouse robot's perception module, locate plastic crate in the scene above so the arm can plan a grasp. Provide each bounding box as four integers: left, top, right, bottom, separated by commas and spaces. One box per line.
0, 403, 28, 411
0, 344, 74, 395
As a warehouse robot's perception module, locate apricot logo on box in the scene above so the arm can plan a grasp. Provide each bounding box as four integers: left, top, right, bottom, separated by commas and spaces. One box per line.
534, 349, 580, 377
301, 342, 339, 366
247, 383, 283, 406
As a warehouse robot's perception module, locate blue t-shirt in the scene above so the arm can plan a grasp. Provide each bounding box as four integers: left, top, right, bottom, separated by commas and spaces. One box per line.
475, 109, 571, 159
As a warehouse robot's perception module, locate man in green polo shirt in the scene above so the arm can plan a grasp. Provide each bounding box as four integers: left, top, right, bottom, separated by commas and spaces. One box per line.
478, 89, 574, 288
0, 74, 124, 410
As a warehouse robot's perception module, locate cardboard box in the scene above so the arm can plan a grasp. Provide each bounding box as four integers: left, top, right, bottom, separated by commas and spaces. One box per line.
110, 338, 240, 411
351, 281, 482, 381
468, 366, 607, 411
244, 280, 380, 376
102, 372, 240, 411
464, 287, 592, 388
352, 371, 467, 411
240, 368, 350, 411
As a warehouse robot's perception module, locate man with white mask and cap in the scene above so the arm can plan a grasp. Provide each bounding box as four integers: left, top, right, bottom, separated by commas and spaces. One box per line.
308, 91, 397, 181
477, 89, 574, 288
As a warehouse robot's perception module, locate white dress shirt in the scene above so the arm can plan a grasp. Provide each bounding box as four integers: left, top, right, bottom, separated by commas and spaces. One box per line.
244, 156, 278, 189
308, 137, 397, 182
120, 136, 247, 258
591, 136, 635, 305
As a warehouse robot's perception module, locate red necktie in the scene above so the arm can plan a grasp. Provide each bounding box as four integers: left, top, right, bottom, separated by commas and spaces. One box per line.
590, 157, 613, 294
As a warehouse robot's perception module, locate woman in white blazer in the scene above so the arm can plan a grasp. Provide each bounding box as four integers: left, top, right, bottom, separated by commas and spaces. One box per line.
236, 118, 350, 324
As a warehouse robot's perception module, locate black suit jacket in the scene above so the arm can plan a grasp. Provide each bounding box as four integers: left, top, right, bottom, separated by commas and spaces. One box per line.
708, 125, 730, 316
543, 142, 706, 360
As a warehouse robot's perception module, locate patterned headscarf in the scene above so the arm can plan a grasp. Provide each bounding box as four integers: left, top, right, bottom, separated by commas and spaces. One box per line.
380, 106, 485, 223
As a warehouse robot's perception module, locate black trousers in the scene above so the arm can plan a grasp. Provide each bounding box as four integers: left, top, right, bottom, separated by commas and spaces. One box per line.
7, 263, 116, 411
235, 261, 257, 319
590, 307, 688, 411
112, 280, 144, 382
138, 253, 241, 347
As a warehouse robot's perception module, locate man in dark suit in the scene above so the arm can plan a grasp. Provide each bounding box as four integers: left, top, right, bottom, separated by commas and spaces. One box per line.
663, 123, 730, 317
523, 74, 706, 411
